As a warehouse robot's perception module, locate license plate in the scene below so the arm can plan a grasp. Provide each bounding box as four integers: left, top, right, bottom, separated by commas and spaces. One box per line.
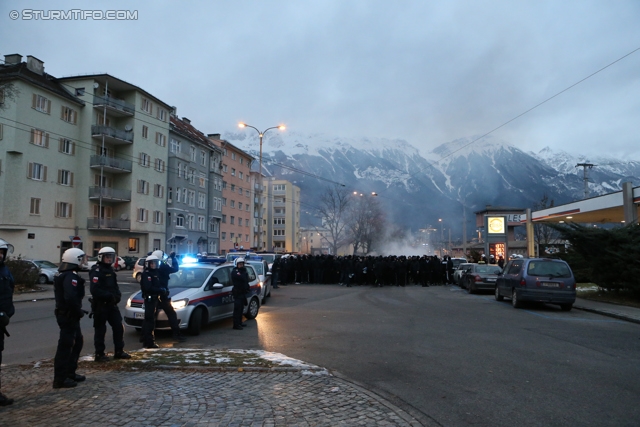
134, 312, 144, 319
542, 282, 559, 287
487, 278, 496, 282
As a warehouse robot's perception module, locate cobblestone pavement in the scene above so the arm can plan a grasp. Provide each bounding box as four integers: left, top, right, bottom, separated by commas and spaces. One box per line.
0, 363, 424, 426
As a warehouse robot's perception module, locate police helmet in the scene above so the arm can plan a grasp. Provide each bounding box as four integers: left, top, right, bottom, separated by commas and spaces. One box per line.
97, 246, 116, 264
59, 248, 86, 271
152, 250, 165, 260
0, 238, 14, 264
145, 254, 160, 269
234, 257, 245, 267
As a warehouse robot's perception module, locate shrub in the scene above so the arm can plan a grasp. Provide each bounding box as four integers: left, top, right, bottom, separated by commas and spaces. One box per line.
5, 259, 40, 289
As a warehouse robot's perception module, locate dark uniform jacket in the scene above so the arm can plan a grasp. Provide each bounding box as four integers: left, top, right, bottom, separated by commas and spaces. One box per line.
54, 268, 85, 319
0, 265, 15, 318
157, 256, 179, 288
231, 267, 250, 297
89, 263, 121, 304
140, 268, 166, 297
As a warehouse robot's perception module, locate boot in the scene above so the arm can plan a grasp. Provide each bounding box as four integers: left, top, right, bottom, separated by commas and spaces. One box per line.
173, 333, 187, 342
68, 373, 86, 382
53, 378, 77, 389
94, 353, 111, 362
113, 351, 131, 359
144, 342, 159, 349
0, 392, 14, 406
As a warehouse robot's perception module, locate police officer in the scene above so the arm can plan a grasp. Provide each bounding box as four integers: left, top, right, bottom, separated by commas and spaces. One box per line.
231, 257, 250, 330
53, 248, 87, 389
89, 247, 130, 362
140, 253, 184, 348
0, 238, 15, 404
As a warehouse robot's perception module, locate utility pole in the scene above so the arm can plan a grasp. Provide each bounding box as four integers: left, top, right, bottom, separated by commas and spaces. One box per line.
576, 163, 595, 199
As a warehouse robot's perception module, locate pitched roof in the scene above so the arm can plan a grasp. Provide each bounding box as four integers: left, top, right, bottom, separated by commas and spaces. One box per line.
0, 62, 84, 106
169, 115, 213, 147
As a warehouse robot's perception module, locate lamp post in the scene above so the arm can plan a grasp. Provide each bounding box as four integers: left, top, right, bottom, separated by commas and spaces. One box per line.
438, 218, 444, 257
238, 122, 285, 251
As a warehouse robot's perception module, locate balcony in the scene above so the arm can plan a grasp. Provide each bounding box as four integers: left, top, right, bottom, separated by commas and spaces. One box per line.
87, 217, 131, 230
254, 184, 263, 191
88, 186, 131, 202
93, 95, 135, 117
90, 155, 132, 173
92, 125, 133, 145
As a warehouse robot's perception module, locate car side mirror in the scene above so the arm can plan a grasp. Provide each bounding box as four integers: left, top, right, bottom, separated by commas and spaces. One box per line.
212, 283, 224, 289
266, 272, 272, 276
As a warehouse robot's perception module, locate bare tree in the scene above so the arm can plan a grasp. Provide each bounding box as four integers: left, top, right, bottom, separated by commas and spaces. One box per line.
0, 82, 20, 112
315, 185, 352, 255
347, 194, 386, 254
533, 194, 561, 244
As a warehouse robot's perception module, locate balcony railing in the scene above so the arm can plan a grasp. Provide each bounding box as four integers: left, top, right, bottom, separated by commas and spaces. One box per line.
93, 95, 135, 116
87, 217, 131, 230
91, 125, 133, 144
90, 155, 132, 173
88, 186, 131, 201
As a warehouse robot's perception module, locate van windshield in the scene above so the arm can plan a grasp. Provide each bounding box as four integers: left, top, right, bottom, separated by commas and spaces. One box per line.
527, 261, 572, 278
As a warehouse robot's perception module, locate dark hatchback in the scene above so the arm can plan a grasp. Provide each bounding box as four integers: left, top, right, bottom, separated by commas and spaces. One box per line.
463, 264, 503, 293
495, 258, 576, 310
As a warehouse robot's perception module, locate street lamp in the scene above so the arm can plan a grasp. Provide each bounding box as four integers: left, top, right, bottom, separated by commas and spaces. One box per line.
238, 122, 285, 251
438, 218, 444, 257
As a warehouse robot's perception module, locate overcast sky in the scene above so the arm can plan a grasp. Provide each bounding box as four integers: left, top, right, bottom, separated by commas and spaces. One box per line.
2, 0, 639, 159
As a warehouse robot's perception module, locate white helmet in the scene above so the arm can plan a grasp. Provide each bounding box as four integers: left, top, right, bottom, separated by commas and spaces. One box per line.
0, 238, 14, 265
62, 248, 86, 265
97, 246, 116, 263
145, 254, 160, 268
234, 257, 245, 267
152, 250, 165, 260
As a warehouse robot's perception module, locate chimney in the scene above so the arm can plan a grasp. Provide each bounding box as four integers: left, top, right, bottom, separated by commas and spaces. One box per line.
170, 106, 177, 116
4, 54, 22, 65
182, 117, 191, 124
26, 55, 44, 75
208, 133, 221, 140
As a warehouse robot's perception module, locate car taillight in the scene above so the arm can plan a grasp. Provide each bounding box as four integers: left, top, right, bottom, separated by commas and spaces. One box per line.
475, 275, 482, 282
519, 278, 526, 287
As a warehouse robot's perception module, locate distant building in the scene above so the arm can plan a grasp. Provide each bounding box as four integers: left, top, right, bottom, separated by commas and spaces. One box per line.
263, 178, 300, 253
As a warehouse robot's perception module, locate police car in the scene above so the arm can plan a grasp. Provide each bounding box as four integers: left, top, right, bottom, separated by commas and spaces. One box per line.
124, 262, 262, 335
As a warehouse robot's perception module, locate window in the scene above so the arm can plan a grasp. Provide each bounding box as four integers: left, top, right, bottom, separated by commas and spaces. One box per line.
30, 128, 49, 147
274, 230, 285, 236
238, 186, 243, 194
190, 146, 196, 162
273, 184, 286, 191
139, 152, 150, 167
274, 218, 285, 225
239, 171, 243, 180
0, 123, 2, 140
155, 132, 166, 147
231, 152, 236, 160
59, 138, 75, 155
187, 214, 195, 230
221, 232, 226, 240
182, 188, 187, 203
137, 208, 148, 222
231, 184, 235, 192
95, 112, 110, 127
157, 108, 167, 121
32, 94, 50, 113
245, 219, 249, 226
94, 174, 111, 187
128, 238, 139, 252
230, 233, 235, 240
176, 187, 182, 203
188, 168, 196, 184
55, 202, 73, 218
246, 234, 249, 242
198, 193, 206, 209
61, 106, 77, 124
28, 162, 47, 181
142, 125, 149, 139
230, 216, 235, 225
176, 215, 185, 228
141, 98, 153, 114
153, 211, 163, 224
239, 157, 244, 165
137, 180, 149, 194
198, 173, 205, 188
200, 150, 206, 166
58, 169, 74, 186
223, 164, 227, 173
222, 198, 227, 206
30, 198, 40, 215
198, 216, 205, 231
209, 220, 218, 234
222, 181, 227, 189
177, 162, 183, 178
188, 190, 195, 207
154, 184, 164, 198
155, 158, 165, 172
231, 168, 236, 176
230, 200, 235, 208
170, 138, 181, 153
222, 214, 226, 223
168, 187, 173, 202
238, 202, 243, 210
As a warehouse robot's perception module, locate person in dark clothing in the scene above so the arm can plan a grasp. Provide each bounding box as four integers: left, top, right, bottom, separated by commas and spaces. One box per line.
271, 258, 280, 288
0, 238, 15, 404
140, 252, 184, 348
231, 257, 250, 330
89, 247, 130, 362
53, 248, 88, 389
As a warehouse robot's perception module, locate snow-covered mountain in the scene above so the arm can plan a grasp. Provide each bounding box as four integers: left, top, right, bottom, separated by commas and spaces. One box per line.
222, 131, 640, 233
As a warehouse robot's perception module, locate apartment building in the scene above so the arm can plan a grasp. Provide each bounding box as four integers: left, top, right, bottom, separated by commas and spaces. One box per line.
0, 53, 172, 259
250, 170, 264, 250
208, 135, 254, 254
167, 114, 223, 255
262, 178, 301, 253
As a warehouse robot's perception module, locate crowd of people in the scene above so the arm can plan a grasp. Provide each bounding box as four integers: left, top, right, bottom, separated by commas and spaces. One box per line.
272, 254, 462, 287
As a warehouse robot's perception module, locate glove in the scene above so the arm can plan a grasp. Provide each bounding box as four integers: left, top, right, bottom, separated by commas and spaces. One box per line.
169, 251, 176, 258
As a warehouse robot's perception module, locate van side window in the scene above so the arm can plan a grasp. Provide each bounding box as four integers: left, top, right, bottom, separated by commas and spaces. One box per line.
214, 267, 231, 287
507, 261, 522, 275
246, 266, 257, 282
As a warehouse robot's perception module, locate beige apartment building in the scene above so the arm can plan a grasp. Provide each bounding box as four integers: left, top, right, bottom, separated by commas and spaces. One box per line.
262, 178, 301, 253
208, 135, 254, 254
0, 54, 171, 259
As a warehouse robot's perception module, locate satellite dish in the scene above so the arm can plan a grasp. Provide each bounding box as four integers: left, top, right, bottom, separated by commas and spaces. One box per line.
120, 214, 129, 220
124, 125, 133, 132
93, 82, 99, 89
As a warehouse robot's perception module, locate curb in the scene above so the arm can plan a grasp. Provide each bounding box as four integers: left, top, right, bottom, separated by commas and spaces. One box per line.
573, 305, 640, 325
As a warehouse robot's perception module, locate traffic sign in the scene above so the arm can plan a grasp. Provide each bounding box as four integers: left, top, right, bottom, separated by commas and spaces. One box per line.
71, 236, 82, 247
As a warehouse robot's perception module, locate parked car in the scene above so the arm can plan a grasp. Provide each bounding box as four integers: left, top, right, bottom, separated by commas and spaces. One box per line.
246, 259, 272, 304
463, 264, 503, 294
495, 258, 576, 310
85, 256, 125, 271
133, 257, 146, 282
453, 263, 475, 288
124, 262, 262, 335
23, 259, 59, 284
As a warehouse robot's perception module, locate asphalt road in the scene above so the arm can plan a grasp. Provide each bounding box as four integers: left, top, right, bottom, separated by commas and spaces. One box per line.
5, 281, 640, 427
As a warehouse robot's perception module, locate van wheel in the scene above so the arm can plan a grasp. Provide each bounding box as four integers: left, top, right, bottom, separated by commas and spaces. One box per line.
245, 297, 260, 320
37, 275, 48, 285
560, 303, 573, 311
188, 307, 205, 335
511, 289, 522, 308
495, 286, 504, 301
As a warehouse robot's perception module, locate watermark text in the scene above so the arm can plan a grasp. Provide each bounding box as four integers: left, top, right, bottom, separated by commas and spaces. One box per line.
10, 9, 138, 20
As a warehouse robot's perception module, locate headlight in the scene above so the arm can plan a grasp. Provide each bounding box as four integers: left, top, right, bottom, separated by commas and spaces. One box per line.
126, 294, 134, 308
171, 298, 189, 310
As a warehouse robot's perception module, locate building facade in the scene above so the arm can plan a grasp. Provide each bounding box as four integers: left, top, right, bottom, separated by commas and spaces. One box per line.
263, 178, 301, 253
167, 114, 223, 256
